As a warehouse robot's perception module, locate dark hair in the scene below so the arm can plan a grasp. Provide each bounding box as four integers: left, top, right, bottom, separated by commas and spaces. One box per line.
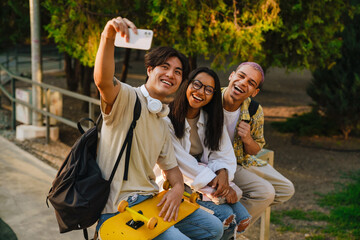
168, 67, 223, 151
144, 46, 190, 82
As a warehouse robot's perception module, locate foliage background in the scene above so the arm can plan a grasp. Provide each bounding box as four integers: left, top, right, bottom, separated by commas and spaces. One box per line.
40, 0, 351, 72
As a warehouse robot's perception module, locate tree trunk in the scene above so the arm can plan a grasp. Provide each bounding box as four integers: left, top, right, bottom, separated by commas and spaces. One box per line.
74, 59, 84, 90
65, 55, 94, 112
81, 66, 93, 97
189, 54, 197, 72
81, 66, 94, 112
120, 48, 132, 83
64, 53, 78, 91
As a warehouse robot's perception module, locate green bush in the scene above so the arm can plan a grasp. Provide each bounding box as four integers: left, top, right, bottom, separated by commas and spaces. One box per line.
306, 6, 360, 139
271, 110, 338, 137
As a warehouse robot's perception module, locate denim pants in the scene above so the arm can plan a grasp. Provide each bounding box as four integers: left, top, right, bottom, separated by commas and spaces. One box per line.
97, 194, 223, 240
197, 200, 251, 240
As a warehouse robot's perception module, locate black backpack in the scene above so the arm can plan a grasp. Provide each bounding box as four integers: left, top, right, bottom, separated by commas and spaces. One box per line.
46, 94, 141, 239
248, 99, 259, 118
243, 99, 259, 123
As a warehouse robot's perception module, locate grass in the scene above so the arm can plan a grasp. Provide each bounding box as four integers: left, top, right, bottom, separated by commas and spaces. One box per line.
272, 209, 328, 222
271, 170, 360, 239
317, 171, 360, 238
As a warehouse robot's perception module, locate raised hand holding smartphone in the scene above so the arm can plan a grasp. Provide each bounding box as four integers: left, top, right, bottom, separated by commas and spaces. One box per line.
114, 29, 153, 50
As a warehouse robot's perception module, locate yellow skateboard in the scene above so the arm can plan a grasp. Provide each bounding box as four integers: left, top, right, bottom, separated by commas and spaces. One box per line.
99, 184, 199, 240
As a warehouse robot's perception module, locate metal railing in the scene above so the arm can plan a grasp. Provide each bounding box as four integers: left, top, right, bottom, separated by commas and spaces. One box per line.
2, 45, 63, 74
0, 62, 100, 143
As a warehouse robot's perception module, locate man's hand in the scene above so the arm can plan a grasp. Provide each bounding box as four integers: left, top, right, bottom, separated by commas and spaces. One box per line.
209, 169, 230, 197
102, 17, 137, 42
237, 121, 252, 143
159, 167, 184, 222
157, 184, 183, 222
94, 16, 138, 111
237, 121, 261, 155
225, 187, 238, 204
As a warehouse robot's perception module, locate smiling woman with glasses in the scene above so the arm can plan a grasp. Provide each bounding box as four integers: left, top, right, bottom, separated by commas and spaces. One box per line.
191, 79, 215, 95
156, 67, 251, 239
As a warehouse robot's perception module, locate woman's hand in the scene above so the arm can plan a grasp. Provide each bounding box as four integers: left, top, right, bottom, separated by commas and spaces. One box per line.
225, 187, 238, 204
209, 169, 230, 197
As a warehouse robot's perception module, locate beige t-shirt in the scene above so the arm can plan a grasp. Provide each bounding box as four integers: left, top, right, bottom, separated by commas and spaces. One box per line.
96, 83, 177, 214
186, 116, 203, 156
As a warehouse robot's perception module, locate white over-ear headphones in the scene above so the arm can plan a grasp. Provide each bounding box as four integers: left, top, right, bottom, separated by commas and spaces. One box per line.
140, 85, 169, 117
157, 105, 170, 118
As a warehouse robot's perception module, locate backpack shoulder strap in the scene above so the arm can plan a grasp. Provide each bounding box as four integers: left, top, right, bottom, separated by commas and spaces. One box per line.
76, 114, 102, 135
109, 93, 141, 182
123, 93, 141, 180
77, 118, 95, 135
248, 99, 259, 118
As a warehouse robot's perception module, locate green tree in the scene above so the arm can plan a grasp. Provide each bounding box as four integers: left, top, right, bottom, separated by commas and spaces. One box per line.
0, 1, 30, 50
43, 0, 351, 89
306, 4, 360, 139
147, 0, 350, 72
43, 0, 145, 94
43, 0, 103, 93
0, 1, 50, 50
262, 0, 348, 71
147, 0, 282, 71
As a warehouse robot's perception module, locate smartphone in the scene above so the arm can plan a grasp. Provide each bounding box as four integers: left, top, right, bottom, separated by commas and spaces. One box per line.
114, 29, 153, 50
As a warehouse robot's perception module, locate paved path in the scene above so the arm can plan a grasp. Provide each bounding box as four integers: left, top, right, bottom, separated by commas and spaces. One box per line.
0, 136, 95, 239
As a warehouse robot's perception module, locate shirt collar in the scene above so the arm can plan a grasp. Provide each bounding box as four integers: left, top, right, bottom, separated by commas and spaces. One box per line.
185, 109, 206, 131
221, 87, 252, 122
240, 98, 252, 122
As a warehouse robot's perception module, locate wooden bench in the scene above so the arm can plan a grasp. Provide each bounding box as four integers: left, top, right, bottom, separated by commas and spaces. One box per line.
255, 148, 274, 240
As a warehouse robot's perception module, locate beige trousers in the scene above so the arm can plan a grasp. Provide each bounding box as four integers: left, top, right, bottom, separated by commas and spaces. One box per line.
233, 164, 295, 225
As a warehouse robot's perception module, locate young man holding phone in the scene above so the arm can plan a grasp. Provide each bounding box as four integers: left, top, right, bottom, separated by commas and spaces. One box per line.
94, 16, 223, 239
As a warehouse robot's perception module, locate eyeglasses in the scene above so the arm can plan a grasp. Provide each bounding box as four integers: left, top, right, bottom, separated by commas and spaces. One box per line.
191, 79, 215, 95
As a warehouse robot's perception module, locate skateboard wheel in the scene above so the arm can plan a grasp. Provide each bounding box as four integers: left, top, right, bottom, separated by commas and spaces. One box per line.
163, 180, 171, 190
147, 217, 158, 230
189, 193, 198, 203
118, 200, 129, 213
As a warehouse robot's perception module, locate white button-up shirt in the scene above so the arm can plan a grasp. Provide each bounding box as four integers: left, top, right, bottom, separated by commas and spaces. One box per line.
164, 109, 237, 191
